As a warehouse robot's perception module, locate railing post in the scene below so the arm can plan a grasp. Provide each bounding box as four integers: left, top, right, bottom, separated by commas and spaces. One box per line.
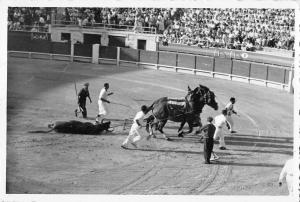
137, 49, 140, 68
283, 69, 287, 84
92, 44, 100, 64
265, 64, 269, 87
175, 52, 178, 72
248, 62, 252, 84
156, 51, 159, 70
230, 58, 233, 80
194, 55, 197, 75
212, 57, 215, 77
288, 68, 294, 93
70, 41, 74, 62
117, 47, 120, 67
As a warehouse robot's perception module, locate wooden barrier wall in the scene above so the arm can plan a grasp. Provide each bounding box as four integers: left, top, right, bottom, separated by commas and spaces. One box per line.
7, 32, 292, 91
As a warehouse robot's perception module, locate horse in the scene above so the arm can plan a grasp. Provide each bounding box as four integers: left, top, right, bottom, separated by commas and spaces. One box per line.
145, 84, 218, 140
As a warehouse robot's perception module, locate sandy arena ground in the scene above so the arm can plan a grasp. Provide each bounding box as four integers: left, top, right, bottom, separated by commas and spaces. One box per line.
6, 57, 293, 195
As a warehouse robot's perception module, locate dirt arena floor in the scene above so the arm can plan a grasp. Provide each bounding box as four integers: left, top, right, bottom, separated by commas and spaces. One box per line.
6, 57, 293, 195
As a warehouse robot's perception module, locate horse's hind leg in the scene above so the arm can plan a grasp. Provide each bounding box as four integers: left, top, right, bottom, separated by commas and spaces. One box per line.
178, 121, 186, 137
181, 121, 194, 135
158, 120, 170, 141
145, 116, 152, 133
145, 116, 157, 138
148, 122, 157, 138
194, 119, 203, 135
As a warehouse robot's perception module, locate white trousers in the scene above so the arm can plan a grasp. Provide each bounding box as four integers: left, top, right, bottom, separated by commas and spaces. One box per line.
98, 100, 108, 116
227, 115, 234, 131
286, 175, 293, 196
213, 127, 226, 148
122, 123, 143, 145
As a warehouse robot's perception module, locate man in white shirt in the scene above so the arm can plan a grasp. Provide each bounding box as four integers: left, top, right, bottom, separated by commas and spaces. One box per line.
121, 105, 149, 149
96, 83, 113, 123
279, 158, 294, 196
225, 97, 238, 133
213, 109, 231, 150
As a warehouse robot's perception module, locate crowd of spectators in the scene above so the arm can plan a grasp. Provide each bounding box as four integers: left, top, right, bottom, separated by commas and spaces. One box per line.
61, 7, 295, 51
8, 7, 295, 51
60, 8, 165, 33
8, 7, 52, 32
161, 8, 295, 51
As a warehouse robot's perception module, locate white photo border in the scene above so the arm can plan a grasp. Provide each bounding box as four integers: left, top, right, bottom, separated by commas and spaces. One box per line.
1, 1, 299, 202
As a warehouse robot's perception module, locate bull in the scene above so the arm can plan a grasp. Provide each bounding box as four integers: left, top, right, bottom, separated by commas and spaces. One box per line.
29, 120, 112, 135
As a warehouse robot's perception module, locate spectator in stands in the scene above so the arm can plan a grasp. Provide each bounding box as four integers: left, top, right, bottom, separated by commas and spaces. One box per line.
159, 8, 294, 51
8, 7, 295, 52
8, 7, 52, 32
133, 17, 143, 33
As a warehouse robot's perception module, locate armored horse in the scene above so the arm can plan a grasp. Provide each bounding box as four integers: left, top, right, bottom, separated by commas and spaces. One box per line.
145, 85, 218, 140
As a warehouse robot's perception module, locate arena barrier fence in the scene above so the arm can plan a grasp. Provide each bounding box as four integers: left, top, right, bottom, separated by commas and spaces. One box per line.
159, 44, 294, 68
8, 43, 294, 93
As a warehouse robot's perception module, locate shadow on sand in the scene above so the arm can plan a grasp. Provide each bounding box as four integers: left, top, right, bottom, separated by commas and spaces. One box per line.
122, 147, 283, 168
224, 133, 293, 149
215, 160, 283, 168
121, 146, 231, 156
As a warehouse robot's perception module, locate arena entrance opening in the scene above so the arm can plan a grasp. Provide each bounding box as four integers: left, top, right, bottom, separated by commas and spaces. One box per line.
108, 36, 126, 47
61, 33, 71, 42
138, 39, 146, 50
83, 34, 101, 44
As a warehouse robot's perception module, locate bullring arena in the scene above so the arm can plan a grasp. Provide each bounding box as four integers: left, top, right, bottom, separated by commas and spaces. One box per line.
6, 56, 293, 195
5, 6, 296, 197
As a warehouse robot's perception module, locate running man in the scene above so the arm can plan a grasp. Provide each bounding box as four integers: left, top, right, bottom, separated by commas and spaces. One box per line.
75, 82, 92, 118
225, 97, 238, 133
213, 109, 231, 150
121, 105, 149, 149
96, 83, 113, 123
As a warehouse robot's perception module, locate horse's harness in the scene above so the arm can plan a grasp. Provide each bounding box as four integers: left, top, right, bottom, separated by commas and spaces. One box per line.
167, 97, 190, 111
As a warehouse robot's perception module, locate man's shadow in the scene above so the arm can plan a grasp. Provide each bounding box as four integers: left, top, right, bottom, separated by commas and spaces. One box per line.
121, 147, 284, 168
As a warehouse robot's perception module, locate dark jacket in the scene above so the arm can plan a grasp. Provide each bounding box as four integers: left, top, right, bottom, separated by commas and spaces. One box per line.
199, 123, 216, 139
78, 88, 90, 104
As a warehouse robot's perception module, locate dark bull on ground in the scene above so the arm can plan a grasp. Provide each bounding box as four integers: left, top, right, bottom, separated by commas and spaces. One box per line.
29, 120, 112, 134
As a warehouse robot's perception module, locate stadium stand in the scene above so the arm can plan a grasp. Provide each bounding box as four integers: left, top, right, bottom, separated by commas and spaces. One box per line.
8, 7, 295, 51
8, 7, 52, 32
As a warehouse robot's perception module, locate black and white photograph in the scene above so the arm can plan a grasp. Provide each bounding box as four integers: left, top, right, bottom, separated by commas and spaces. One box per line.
1, 0, 299, 201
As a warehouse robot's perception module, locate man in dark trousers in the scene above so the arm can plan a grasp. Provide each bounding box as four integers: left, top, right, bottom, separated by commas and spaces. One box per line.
199, 116, 216, 164
75, 82, 92, 118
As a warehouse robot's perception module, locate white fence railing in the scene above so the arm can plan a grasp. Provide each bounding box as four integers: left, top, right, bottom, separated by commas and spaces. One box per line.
52, 20, 157, 34
7, 50, 293, 93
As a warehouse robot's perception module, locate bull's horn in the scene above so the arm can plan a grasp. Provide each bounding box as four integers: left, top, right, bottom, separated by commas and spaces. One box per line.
48, 123, 54, 128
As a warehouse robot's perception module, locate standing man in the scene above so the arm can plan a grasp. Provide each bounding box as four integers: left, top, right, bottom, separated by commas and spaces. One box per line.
96, 83, 113, 123
75, 82, 92, 119
213, 109, 231, 150
225, 97, 237, 133
121, 105, 149, 149
198, 116, 216, 164
279, 158, 294, 196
